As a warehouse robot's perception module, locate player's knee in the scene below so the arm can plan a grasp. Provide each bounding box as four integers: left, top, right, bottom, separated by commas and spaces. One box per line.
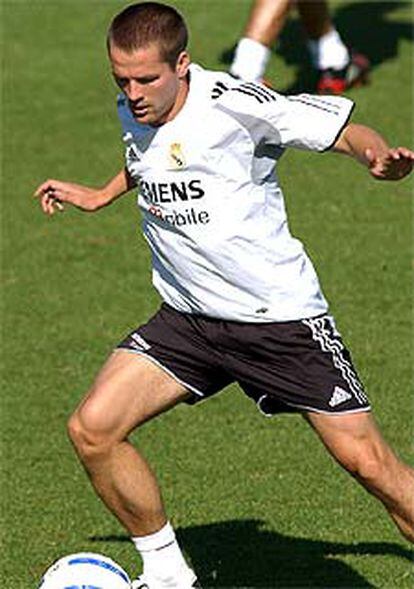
67, 407, 113, 461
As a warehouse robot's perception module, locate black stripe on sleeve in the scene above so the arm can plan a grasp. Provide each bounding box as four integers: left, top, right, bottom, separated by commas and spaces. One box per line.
298, 94, 343, 111
211, 80, 229, 99
242, 82, 278, 102
230, 86, 266, 103
287, 96, 341, 115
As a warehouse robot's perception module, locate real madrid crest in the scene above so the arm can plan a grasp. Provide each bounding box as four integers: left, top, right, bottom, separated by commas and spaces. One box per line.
168, 142, 186, 170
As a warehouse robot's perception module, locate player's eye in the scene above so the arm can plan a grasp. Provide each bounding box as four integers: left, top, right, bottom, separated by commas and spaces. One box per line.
136, 76, 159, 85
114, 76, 128, 88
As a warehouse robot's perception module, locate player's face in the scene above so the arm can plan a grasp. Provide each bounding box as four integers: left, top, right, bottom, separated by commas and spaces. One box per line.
110, 42, 190, 126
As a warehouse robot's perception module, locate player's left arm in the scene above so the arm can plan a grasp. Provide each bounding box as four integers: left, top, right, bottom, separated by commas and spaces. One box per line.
333, 123, 414, 181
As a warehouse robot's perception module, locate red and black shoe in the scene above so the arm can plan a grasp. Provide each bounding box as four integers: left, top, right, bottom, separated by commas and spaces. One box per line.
317, 52, 370, 94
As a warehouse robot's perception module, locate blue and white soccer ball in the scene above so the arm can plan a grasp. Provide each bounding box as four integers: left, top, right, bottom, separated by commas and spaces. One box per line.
38, 552, 131, 589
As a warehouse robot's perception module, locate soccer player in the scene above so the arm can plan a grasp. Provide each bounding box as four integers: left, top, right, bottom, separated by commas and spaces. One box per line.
229, 0, 370, 92
34, 2, 414, 587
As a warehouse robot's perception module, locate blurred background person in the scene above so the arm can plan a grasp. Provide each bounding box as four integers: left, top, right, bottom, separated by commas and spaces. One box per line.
229, 0, 370, 93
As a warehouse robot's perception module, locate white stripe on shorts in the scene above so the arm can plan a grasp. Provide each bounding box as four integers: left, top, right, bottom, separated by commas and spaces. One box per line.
302, 315, 369, 406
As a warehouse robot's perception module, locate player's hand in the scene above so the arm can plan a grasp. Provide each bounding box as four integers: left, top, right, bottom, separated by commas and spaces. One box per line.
34, 179, 104, 215
365, 147, 414, 181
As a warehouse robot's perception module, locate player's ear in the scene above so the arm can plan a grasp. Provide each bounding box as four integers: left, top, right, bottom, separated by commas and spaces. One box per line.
175, 51, 190, 79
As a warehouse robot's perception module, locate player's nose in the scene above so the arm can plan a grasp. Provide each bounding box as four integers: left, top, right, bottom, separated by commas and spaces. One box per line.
125, 80, 144, 102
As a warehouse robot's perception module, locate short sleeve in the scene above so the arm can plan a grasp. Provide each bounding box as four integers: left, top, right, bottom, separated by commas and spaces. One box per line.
268, 93, 354, 151
215, 82, 354, 152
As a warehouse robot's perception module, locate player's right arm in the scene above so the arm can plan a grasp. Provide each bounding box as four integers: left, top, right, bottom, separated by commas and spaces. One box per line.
34, 167, 136, 216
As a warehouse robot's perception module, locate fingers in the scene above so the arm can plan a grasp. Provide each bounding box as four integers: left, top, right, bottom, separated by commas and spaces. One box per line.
34, 179, 100, 212
368, 146, 414, 181
41, 191, 65, 215
33, 180, 64, 215
385, 148, 414, 179
383, 147, 414, 166
34, 178, 71, 198
34, 179, 66, 216
390, 146, 414, 160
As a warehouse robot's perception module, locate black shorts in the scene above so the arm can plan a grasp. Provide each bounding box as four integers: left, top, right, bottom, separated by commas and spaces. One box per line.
117, 304, 371, 415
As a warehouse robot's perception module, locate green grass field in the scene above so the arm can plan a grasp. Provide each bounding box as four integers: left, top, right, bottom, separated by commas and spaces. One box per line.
2, 1, 413, 587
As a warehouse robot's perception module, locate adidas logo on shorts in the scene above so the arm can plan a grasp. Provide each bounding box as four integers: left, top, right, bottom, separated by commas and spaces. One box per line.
329, 386, 352, 408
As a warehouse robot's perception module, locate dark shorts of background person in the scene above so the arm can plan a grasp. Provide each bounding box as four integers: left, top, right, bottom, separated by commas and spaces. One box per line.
116, 303, 371, 416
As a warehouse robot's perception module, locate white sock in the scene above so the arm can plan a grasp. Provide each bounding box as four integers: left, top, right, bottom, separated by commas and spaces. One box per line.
307, 28, 349, 70
132, 522, 195, 586
230, 37, 271, 82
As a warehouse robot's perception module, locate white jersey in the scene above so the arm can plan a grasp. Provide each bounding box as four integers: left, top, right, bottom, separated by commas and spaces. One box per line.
118, 64, 354, 322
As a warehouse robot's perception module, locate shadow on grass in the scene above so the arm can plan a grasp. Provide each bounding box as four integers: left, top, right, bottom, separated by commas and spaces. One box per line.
220, 1, 413, 94
90, 519, 413, 587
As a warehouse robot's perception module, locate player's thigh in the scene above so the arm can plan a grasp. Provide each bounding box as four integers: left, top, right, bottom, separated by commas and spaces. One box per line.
305, 410, 394, 475
72, 349, 191, 441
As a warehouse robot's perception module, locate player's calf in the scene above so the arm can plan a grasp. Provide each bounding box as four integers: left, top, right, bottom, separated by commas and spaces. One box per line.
350, 451, 414, 544
306, 411, 414, 543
